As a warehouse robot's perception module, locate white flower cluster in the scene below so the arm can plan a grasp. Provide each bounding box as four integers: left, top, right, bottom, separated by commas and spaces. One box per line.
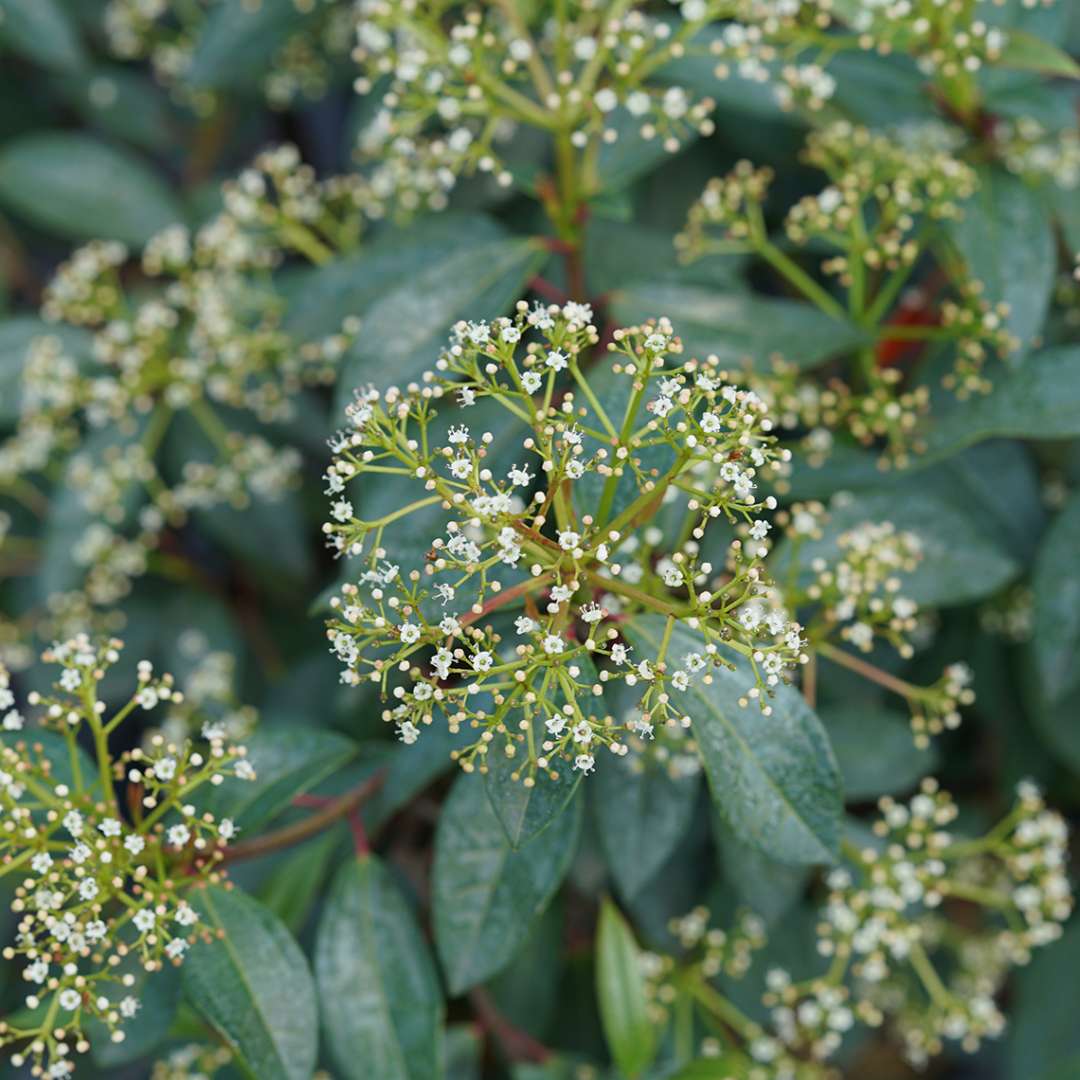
0, 637, 256, 1076
0, 147, 358, 634
643, 777, 1071, 1078
104, 0, 357, 111
324, 302, 807, 781
351, 0, 717, 216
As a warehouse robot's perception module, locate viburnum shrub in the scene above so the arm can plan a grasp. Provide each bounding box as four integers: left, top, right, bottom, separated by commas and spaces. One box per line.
0, 0, 1079, 1078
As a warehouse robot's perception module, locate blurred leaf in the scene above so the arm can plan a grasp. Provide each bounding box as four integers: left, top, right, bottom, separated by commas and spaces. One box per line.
484, 748, 582, 849
0, 0, 85, 71
1029, 492, 1080, 707
433, 773, 581, 994
444, 1024, 483, 1080
184, 886, 318, 1080
667, 1057, 753, 1079
187, 0, 306, 90
596, 900, 656, 1079
596, 108, 698, 191
1007, 920, 1080, 1080
819, 705, 939, 800
0, 133, 182, 245
624, 616, 842, 865
256, 830, 339, 932
202, 727, 358, 832
946, 165, 1055, 356
997, 29, 1080, 78
315, 854, 443, 1080
593, 752, 699, 900
611, 283, 867, 371
713, 816, 810, 925
923, 347, 1080, 457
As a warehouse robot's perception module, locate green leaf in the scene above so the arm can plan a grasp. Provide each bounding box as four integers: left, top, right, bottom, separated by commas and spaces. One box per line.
623, 616, 842, 865
484, 748, 582, 849
997, 29, 1080, 78
946, 165, 1055, 356
611, 283, 867, 371
769, 471, 1021, 607
1007, 921, 1080, 1080
923, 344, 1080, 455
256, 831, 339, 932
667, 1057, 753, 1079
183, 886, 318, 1080
713, 816, 811, 925
432, 773, 581, 994
201, 727, 358, 832
596, 900, 656, 1079
315, 854, 444, 1080
0, 133, 182, 245
1028, 492, 1080, 708
593, 751, 699, 899
187, 0, 306, 90
0, 0, 86, 71
820, 705, 939, 800
444, 1024, 483, 1080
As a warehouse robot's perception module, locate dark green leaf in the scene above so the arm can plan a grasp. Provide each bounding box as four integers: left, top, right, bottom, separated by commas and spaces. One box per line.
183, 886, 318, 1080
484, 748, 582, 849
611, 283, 867, 371
0, 133, 182, 245
820, 705, 939, 800
256, 831, 339, 932
433, 773, 581, 994
946, 166, 1055, 356
623, 616, 842, 865
923, 347, 1080, 458
997, 29, 1080, 78
596, 899, 656, 1079
315, 855, 443, 1080
1028, 492, 1080, 708
667, 1056, 753, 1079
713, 815, 810, 925
201, 727, 358, 832
0, 0, 85, 71
187, 0, 306, 90
593, 751, 699, 900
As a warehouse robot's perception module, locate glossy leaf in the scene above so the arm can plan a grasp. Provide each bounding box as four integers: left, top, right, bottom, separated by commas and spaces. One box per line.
922, 347, 1080, 459
624, 616, 842, 865
593, 751, 699, 899
596, 900, 656, 1079
998, 29, 1080, 78
183, 886, 318, 1080
946, 165, 1055, 356
201, 727, 358, 831
484, 748, 582, 849
315, 855, 443, 1080
0, 133, 182, 245
611, 283, 867, 371
433, 774, 581, 994
820, 705, 939, 800
187, 0, 306, 90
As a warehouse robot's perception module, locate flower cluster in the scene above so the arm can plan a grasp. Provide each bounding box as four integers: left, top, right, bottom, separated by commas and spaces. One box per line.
635, 777, 1071, 1078
325, 303, 808, 781
104, 0, 357, 111
351, 0, 717, 219
0, 636, 255, 1077
677, 121, 1017, 460
994, 116, 1080, 190
0, 146, 358, 638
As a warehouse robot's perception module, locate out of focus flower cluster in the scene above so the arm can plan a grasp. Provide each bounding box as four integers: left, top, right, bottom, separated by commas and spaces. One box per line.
104, 0, 356, 111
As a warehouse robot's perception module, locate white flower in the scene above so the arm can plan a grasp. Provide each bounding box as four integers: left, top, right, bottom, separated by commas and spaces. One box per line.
574, 753, 596, 774
154, 756, 177, 782
167, 824, 191, 848
611, 643, 631, 665
133, 908, 156, 932
119, 996, 140, 1018
447, 425, 470, 445
234, 759, 256, 781
2, 709, 23, 731
398, 720, 420, 744
218, 818, 237, 841
508, 464, 533, 487
98, 818, 122, 837
59, 668, 82, 692
471, 651, 494, 673
59, 989, 82, 1011
78, 879, 99, 901
580, 603, 603, 624
124, 834, 146, 855
165, 939, 188, 959
515, 616, 538, 635
31, 852, 52, 874
542, 634, 565, 655
546, 715, 567, 737
558, 530, 581, 552
546, 349, 568, 371
521, 371, 543, 393
63, 811, 84, 837
448, 456, 472, 480
399, 621, 421, 645
572, 721, 593, 745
